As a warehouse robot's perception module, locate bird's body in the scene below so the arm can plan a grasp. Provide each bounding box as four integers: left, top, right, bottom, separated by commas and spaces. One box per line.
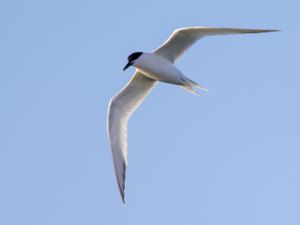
134, 52, 185, 85
107, 27, 278, 203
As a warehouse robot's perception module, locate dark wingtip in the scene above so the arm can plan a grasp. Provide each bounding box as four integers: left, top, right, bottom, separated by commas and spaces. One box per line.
118, 182, 126, 204
267, 29, 281, 32
242, 29, 281, 34
119, 161, 126, 204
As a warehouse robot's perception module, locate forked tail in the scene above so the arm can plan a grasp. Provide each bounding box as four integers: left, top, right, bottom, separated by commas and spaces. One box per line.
180, 77, 208, 96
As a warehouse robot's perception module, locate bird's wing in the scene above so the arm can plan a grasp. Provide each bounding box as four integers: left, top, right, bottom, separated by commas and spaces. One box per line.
153, 27, 278, 62
107, 71, 157, 203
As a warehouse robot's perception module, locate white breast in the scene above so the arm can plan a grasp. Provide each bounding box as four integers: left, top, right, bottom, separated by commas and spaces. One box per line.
134, 53, 185, 85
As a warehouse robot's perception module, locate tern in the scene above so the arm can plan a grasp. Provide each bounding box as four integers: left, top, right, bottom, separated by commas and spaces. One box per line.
107, 27, 278, 203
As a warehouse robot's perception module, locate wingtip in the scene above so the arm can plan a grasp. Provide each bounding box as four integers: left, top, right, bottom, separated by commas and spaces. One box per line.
118, 185, 126, 204
243, 29, 281, 34
265, 29, 281, 32
120, 189, 126, 204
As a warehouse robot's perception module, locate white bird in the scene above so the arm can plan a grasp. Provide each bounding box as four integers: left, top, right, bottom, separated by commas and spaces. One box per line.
107, 27, 278, 203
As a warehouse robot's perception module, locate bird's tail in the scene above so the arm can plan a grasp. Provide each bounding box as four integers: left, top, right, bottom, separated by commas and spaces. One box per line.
180, 77, 208, 96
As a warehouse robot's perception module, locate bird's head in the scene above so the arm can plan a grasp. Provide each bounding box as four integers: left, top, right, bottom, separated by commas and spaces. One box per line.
123, 52, 143, 71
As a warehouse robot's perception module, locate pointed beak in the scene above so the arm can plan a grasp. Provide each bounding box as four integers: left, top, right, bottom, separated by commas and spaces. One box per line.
123, 62, 132, 71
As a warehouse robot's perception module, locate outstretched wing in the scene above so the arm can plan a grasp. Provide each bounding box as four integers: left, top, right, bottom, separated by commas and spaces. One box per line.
153, 27, 278, 62
107, 71, 157, 203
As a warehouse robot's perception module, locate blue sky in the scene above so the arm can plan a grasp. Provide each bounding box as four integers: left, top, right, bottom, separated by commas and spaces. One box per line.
0, 0, 299, 224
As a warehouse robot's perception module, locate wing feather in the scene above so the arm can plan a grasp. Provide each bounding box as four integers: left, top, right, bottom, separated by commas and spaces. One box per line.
154, 27, 279, 62
107, 71, 157, 202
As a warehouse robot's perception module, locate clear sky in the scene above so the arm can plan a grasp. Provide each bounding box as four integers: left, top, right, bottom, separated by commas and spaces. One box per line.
0, 0, 299, 224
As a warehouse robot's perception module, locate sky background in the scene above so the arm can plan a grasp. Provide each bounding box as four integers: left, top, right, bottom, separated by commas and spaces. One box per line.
0, 0, 299, 225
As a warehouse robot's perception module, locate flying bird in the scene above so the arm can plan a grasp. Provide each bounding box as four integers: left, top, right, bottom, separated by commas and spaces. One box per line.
107, 27, 278, 203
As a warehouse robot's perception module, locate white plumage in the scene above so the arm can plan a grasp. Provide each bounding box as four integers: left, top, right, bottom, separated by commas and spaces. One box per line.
107, 27, 278, 203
